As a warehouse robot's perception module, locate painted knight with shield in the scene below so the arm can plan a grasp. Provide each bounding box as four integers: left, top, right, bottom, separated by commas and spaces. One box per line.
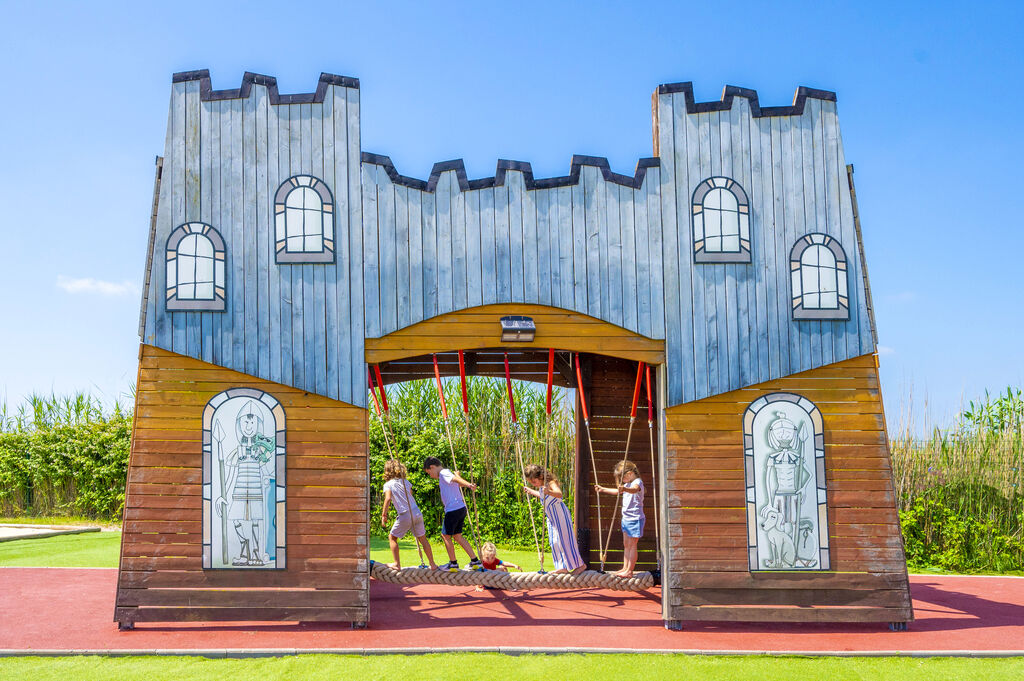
214, 401, 276, 566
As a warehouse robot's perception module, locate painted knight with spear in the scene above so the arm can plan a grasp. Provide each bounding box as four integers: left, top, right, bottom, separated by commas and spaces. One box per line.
214, 401, 276, 567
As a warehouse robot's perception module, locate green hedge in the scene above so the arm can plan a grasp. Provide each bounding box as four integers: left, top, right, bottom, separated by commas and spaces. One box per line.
0, 413, 130, 519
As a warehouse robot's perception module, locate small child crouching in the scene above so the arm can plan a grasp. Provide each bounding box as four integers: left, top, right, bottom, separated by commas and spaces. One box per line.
479, 541, 521, 572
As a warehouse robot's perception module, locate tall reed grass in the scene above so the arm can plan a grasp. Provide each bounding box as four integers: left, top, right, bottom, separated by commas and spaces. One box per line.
890, 388, 1023, 571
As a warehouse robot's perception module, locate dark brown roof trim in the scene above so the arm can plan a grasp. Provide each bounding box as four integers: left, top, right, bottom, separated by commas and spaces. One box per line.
360, 154, 659, 192
656, 82, 836, 116
171, 69, 359, 103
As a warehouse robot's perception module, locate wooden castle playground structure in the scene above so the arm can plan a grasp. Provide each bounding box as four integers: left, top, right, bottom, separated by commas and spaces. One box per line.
115, 69, 913, 630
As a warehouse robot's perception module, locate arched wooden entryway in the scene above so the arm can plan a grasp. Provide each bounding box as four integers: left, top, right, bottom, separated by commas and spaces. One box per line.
365, 303, 667, 577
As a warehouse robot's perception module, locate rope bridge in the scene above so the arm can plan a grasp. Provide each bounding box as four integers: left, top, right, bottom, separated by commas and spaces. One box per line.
370, 560, 656, 592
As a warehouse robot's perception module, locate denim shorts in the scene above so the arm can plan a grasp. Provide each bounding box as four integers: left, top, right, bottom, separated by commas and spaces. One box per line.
622, 516, 645, 538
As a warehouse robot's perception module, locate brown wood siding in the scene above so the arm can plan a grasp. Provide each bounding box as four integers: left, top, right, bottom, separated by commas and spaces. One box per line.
662, 353, 912, 623
114, 344, 369, 627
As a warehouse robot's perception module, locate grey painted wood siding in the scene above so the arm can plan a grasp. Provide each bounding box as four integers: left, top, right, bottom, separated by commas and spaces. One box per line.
142, 81, 366, 406
359, 164, 664, 343
141, 75, 875, 409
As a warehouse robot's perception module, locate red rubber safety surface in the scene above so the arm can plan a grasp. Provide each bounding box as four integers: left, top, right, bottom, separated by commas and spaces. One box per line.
1, 568, 1023, 654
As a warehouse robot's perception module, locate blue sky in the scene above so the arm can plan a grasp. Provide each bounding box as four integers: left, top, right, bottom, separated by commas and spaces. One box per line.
0, 1, 1021, 430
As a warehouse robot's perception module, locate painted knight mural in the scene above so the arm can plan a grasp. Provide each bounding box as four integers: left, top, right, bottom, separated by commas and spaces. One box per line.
745, 394, 830, 571
203, 389, 287, 569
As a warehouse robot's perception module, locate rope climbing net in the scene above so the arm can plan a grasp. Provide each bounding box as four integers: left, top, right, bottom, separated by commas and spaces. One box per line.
370, 560, 655, 592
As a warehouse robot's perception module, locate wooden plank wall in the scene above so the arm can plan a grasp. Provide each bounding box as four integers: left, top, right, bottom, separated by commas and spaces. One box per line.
364, 304, 664, 366
575, 355, 661, 572
114, 345, 368, 627
654, 89, 875, 406
360, 163, 664, 344
141, 74, 878, 413
142, 77, 366, 407
662, 353, 912, 623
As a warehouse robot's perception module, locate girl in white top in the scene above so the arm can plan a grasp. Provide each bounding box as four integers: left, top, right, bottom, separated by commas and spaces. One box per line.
381, 459, 437, 569
595, 460, 645, 578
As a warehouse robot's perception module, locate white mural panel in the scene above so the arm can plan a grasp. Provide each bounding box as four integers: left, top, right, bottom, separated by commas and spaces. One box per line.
202, 388, 287, 569
744, 393, 829, 571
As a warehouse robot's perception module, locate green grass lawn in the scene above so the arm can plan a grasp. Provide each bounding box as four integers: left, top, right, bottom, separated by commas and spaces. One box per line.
1, 653, 1022, 681
0, 530, 550, 571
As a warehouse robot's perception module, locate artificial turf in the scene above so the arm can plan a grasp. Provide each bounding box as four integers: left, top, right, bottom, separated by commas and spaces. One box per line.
1, 653, 1022, 681
0, 531, 550, 571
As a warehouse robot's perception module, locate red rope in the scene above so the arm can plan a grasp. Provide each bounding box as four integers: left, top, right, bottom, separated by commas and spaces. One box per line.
373, 365, 389, 413
645, 363, 653, 423
458, 350, 470, 414
503, 352, 518, 423
432, 354, 448, 421
574, 353, 589, 423
368, 368, 382, 416
630, 361, 644, 419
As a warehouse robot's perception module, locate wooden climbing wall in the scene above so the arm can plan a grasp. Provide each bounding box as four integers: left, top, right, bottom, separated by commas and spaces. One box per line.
575, 355, 661, 573
662, 352, 912, 623
114, 345, 369, 627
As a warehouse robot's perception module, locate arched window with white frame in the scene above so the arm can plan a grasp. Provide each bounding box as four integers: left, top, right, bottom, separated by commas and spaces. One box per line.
692, 176, 751, 263
274, 175, 335, 264
166, 222, 226, 311
790, 233, 849, 320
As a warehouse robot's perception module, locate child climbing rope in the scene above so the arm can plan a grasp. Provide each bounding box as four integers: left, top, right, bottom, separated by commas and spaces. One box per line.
595, 460, 646, 578
523, 464, 586, 575
423, 456, 481, 571
381, 459, 438, 570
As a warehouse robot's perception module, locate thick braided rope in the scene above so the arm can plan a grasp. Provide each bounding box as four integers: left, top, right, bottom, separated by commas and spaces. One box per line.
370, 561, 653, 592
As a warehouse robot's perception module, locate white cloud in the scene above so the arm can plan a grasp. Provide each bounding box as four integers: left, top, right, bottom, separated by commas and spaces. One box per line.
56, 276, 138, 297
877, 345, 896, 356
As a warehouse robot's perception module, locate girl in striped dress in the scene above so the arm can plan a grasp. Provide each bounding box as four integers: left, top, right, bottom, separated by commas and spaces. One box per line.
523, 464, 586, 574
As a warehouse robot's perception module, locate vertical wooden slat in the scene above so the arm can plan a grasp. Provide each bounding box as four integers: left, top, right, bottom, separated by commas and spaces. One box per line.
802, 100, 823, 370
378, 165, 398, 333
535, 190, 551, 307
494, 177, 511, 302
646, 167, 666, 341
277, 104, 292, 386
199, 97, 214, 365
311, 99, 328, 397
242, 89, 258, 377
321, 91, 339, 400
230, 97, 245, 371
769, 116, 789, 380
783, 113, 806, 374
361, 164, 381, 339
633, 182, 650, 336
345, 87, 364, 404
300, 104, 316, 392
584, 167, 602, 319
435, 172, 453, 315
570, 179, 588, 312
508, 171, 525, 303
255, 86, 271, 381
522, 180, 540, 306
184, 80, 202, 360
465, 189, 482, 308
452, 175, 468, 312
266, 94, 281, 385
395, 184, 411, 330
479, 187, 497, 305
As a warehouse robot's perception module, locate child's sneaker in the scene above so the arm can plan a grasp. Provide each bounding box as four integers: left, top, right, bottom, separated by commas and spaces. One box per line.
440, 560, 459, 572
467, 557, 483, 571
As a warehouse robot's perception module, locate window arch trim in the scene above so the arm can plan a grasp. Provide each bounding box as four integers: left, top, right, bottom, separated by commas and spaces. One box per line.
165, 222, 227, 311
789, 233, 850, 320
692, 176, 752, 264
274, 175, 335, 264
